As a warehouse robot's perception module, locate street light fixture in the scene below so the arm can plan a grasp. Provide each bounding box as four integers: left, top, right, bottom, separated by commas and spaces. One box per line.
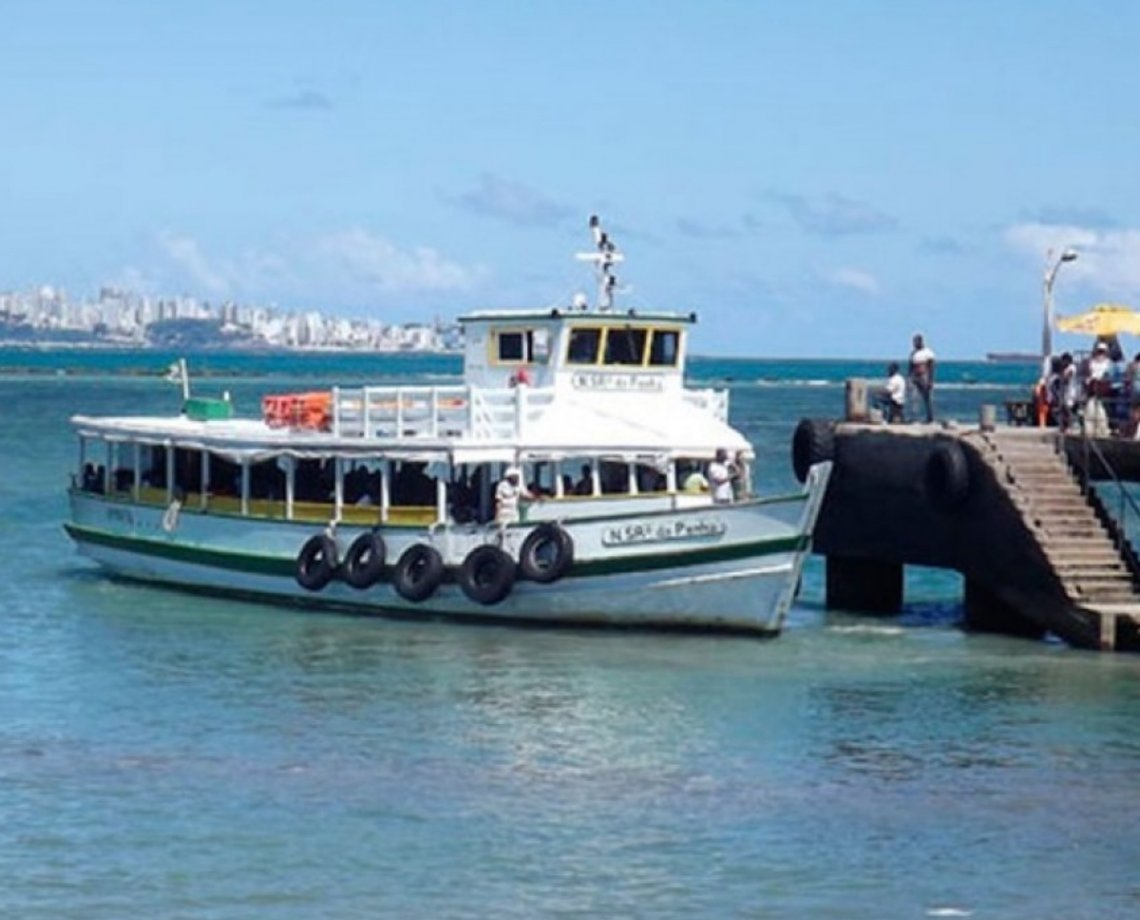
1042, 247, 1078, 361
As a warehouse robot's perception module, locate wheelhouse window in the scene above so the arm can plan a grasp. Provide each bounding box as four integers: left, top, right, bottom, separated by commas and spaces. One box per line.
648, 329, 680, 367
494, 328, 552, 364
497, 331, 525, 362
604, 327, 647, 366
567, 327, 602, 364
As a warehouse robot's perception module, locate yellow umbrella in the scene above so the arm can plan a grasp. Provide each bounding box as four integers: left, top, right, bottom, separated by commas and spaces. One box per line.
1056, 303, 1140, 336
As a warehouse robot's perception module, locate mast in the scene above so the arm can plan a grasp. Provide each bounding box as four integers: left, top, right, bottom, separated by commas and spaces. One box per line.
574, 215, 624, 310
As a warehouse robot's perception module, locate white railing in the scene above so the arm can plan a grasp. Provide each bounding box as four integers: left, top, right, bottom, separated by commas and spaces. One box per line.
332, 385, 556, 441
331, 384, 724, 441
683, 388, 729, 422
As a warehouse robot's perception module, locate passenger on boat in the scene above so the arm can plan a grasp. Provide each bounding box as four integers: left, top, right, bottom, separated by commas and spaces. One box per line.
680, 462, 709, 493
495, 466, 538, 525
708, 449, 736, 504
573, 464, 593, 496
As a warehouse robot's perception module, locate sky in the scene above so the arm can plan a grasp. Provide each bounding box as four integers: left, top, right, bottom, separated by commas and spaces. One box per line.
3, 1, 1140, 358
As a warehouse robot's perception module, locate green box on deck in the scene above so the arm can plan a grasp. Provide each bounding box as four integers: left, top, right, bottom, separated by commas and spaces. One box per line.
182, 397, 234, 421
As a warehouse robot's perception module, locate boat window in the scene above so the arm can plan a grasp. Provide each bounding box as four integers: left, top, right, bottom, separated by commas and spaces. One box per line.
559, 458, 593, 497
648, 329, 679, 367
249, 458, 285, 501
599, 460, 629, 495
109, 442, 134, 495
208, 453, 241, 498
530, 328, 551, 363
79, 459, 105, 493
497, 331, 526, 362
604, 327, 647, 366
524, 461, 558, 497
174, 448, 202, 497
140, 444, 166, 489
635, 463, 667, 493
677, 458, 710, 494
493, 328, 552, 365
391, 461, 435, 506
567, 327, 602, 364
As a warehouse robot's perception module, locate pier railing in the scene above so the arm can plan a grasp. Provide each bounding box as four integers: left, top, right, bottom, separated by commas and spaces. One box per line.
1069, 429, 1140, 587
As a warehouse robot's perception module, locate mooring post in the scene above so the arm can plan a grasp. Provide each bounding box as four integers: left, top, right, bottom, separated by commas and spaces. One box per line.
825, 555, 903, 614
844, 378, 869, 422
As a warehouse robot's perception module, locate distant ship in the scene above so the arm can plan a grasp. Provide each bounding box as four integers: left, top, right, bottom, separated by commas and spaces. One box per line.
985, 351, 1040, 364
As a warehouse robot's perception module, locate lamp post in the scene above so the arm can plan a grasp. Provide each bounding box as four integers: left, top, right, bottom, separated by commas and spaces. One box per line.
1042, 247, 1078, 362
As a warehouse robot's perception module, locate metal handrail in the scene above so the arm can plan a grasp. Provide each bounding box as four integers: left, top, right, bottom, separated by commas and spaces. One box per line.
1065, 422, 1140, 578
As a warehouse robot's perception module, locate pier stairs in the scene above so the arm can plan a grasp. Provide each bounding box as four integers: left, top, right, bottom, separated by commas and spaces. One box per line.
803, 422, 1140, 651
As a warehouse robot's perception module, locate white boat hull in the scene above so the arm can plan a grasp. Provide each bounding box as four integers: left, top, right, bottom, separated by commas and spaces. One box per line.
65, 464, 830, 635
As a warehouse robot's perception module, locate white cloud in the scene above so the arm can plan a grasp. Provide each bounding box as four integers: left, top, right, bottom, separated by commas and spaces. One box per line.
147, 229, 484, 306
317, 228, 483, 293
829, 267, 880, 296
1004, 222, 1140, 296
158, 233, 233, 295
447, 174, 573, 227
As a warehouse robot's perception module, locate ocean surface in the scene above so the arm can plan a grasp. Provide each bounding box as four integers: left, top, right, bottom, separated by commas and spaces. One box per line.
2, 348, 1138, 919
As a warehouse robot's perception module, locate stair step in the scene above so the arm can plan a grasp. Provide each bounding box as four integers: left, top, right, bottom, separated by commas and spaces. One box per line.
1050, 551, 1127, 560
1044, 544, 1124, 556
1053, 562, 1128, 574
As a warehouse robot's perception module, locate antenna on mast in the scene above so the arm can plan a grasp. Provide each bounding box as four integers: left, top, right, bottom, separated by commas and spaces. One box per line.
575, 215, 624, 310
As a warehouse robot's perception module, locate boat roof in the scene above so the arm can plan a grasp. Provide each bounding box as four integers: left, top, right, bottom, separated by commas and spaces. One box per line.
72, 389, 750, 463
457, 307, 697, 325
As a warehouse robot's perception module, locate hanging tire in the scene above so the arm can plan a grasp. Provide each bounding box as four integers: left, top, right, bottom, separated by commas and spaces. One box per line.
518, 523, 574, 583
295, 534, 338, 591
792, 418, 835, 483
459, 545, 516, 605
342, 531, 387, 589
392, 544, 445, 602
925, 440, 970, 510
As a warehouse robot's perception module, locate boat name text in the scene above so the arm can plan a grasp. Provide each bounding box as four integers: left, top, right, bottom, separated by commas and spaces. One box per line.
602, 517, 727, 546
571, 372, 664, 392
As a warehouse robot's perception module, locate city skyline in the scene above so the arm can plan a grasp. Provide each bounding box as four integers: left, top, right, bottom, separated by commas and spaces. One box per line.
0, 282, 460, 351
4, 2, 1140, 358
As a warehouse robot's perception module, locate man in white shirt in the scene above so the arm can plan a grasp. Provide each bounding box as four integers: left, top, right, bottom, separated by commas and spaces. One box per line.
909, 333, 936, 423
877, 361, 906, 423
707, 449, 736, 504
495, 466, 536, 525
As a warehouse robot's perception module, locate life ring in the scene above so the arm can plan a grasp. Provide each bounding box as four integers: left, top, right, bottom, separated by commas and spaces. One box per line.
392, 544, 445, 602
342, 531, 387, 590
458, 545, 516, 605
295, 534, 338, 591
925, 440, 970, 510
518, 523, 574, 583
161, 498, 182, 533
792, 418, 835, 483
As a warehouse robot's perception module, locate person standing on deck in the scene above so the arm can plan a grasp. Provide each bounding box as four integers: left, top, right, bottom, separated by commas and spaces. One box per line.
909, 333, 936, 423
708, 449, 736, 504
495, 466, 538, 525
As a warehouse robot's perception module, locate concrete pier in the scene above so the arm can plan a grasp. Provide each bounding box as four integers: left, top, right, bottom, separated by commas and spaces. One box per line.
796, 418, 1140, 652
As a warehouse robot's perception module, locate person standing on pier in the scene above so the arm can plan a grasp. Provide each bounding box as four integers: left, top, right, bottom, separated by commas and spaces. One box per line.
909, 333, 936, 423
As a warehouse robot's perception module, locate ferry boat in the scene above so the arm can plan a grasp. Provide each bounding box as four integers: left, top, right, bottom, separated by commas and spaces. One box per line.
64, 218, 832, 634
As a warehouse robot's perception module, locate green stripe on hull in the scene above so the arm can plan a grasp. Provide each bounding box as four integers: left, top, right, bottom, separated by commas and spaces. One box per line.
64, 523, 807, 580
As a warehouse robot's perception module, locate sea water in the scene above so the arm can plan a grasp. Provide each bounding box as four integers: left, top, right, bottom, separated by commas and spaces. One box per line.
1, 350, 1138, 919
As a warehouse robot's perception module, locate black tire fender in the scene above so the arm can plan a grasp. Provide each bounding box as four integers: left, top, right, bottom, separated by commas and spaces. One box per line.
925, 440, 970, 510
458, 545, 516, 605
792, 418, 836, 483
295, 534, 338, 591
342, 531, 387, 589
392, 544, 445, 602
518, 523, 574, 583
